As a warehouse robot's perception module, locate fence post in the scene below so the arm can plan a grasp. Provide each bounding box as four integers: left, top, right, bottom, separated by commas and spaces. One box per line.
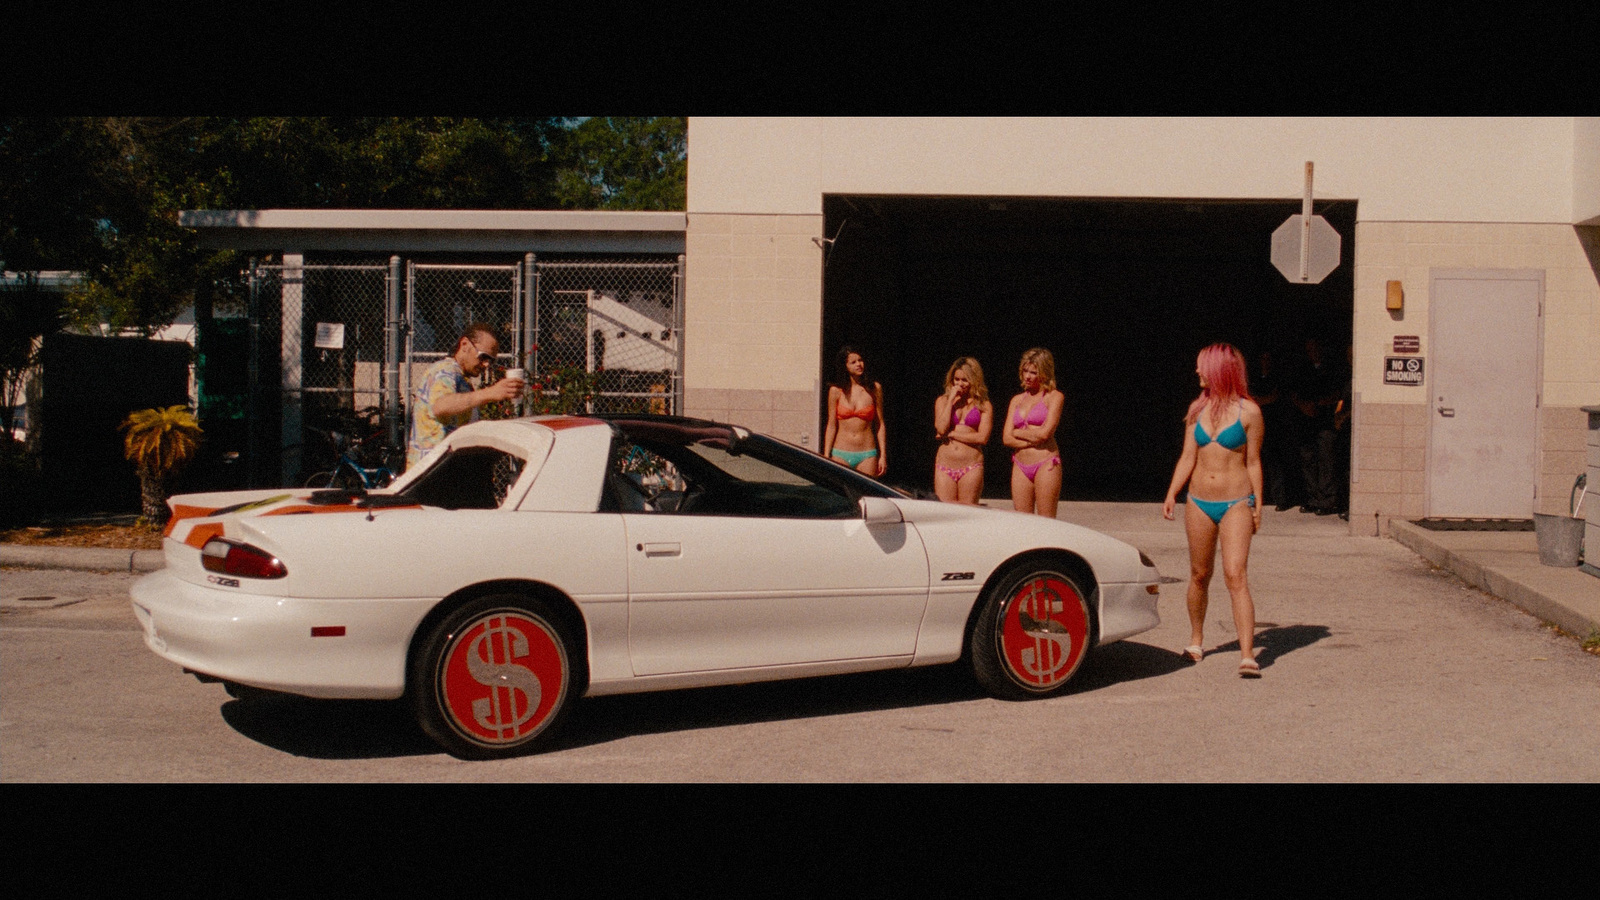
385, 255, 403, 454
246, 258, 261, 488
523, 252, 536, 376
675, 254, 686, 416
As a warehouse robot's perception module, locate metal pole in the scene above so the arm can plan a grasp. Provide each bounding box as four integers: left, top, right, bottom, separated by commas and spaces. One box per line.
246, 258, 260, 488
523, 253, 536, 370
404, 260, 416, 454
675, 254, 686, 416
385, 255, 402, 454
1300, 161, 1314, 283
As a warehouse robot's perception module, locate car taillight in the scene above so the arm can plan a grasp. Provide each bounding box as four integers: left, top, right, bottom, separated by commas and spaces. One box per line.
201, 538, 287, 579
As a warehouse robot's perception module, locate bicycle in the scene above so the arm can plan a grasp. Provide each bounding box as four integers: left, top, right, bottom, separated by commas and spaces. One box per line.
303, 407, 401, 491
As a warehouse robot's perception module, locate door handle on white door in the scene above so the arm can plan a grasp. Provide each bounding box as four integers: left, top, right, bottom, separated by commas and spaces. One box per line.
639, 542, 682, 558
1437, 407, 1455, 417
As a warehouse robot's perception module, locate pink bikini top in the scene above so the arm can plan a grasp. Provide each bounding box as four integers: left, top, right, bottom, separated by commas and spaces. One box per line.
950, 404, 982, 429
1013, 400, 1048, 428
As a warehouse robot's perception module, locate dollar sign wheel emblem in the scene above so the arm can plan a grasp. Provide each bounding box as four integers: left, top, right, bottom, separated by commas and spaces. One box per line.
414, 596, 576, 759
971, 564, 1094, 700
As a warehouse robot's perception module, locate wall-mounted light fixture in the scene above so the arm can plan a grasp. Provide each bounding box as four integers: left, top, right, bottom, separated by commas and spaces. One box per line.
1386, 280, 1404, 311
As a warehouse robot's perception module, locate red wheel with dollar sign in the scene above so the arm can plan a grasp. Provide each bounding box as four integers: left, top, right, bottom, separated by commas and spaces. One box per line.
411, 594, 582, 759
971, 560, 1096, 701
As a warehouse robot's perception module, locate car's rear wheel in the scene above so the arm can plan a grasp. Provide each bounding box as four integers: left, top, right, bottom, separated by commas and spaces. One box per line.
410, 594, 578, 760
971, 562, 1095, 700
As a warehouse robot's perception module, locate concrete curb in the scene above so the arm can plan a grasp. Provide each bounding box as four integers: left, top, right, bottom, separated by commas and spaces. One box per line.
1, 544, 164, 573
1390, 519, 1600, 638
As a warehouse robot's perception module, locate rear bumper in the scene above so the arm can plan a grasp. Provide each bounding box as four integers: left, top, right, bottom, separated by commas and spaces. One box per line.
130, 569, 437, 700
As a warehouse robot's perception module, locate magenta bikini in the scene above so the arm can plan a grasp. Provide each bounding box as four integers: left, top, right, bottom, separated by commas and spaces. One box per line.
1011, 400, 1059, 482
938, 404, 985, 483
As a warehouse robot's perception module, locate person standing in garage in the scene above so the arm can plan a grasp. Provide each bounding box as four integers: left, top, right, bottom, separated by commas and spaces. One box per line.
932, 356, 993, 504
824, 346, 888, 478
1004, 348, 1065, 518
1290, 336, 1343, 515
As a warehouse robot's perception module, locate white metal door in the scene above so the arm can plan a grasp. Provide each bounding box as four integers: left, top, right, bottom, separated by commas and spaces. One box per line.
1427, 269, 1542, 517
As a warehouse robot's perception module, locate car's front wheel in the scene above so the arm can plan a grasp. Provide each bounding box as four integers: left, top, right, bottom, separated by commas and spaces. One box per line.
410, 594, 579, 760
971, 562, 1096, 700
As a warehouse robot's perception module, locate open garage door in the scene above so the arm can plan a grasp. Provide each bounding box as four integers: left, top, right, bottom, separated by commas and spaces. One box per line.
820, 196, 1355, 501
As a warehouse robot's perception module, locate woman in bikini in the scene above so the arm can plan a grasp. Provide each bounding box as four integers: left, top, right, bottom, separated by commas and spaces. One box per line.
933, 357, 992, 504
1162, 342, 1266, 678
824, 345, 887, 478
1002, 348, 1064, 517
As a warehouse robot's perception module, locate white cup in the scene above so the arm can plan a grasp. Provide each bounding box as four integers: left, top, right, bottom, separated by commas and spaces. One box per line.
505, 368, 526, 383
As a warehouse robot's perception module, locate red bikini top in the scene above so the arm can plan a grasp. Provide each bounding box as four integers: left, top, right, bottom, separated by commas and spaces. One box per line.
837, 401, 876, 421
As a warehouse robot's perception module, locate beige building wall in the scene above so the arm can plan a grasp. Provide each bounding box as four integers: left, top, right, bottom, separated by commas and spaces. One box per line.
681, 213, 824, 447
684, 118, 1600, 509
1351, 222, 1600, 533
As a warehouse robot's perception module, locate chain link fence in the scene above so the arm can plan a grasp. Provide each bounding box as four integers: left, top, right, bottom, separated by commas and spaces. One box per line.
238, 255, 682, 487
532, 258, 683, 415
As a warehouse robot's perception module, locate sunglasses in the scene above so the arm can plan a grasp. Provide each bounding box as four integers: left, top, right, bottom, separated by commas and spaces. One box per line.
468, 340, 497, 365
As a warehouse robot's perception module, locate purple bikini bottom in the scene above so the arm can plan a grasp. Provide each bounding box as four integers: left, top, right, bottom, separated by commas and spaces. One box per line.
1013, 454, 1060, 482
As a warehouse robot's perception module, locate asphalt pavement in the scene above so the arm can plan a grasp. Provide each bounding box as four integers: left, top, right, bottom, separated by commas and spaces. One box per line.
6, 500, 1597, 781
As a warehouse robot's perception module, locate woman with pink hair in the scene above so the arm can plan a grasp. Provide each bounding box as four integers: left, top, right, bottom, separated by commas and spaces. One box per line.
1161, 343, 1266, 678
1002, 348, 1065, 517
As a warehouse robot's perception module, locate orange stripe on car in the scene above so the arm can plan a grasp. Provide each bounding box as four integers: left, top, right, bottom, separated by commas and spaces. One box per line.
541, 417, 604, 431
164, 504, 220, 537
183, 522, 226, 550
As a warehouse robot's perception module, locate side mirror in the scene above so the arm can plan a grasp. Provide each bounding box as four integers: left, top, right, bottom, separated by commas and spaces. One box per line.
859, 496, 903, 525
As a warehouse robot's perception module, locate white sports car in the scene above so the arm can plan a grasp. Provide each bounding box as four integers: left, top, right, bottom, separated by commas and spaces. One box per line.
132, 414, 1163, 759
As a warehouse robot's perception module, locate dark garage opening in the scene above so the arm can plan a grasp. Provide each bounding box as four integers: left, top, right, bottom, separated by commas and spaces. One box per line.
820, 195, 1355, 501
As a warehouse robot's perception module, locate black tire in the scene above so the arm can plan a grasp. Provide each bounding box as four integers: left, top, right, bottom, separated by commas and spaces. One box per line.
971, 561, 1096, 701
409, 594, 580, 760
304, 471, 335, 488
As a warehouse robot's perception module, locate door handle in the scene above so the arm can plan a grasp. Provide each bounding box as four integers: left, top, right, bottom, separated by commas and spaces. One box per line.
1437, 407, 1455, 417
639, 542, 681, 558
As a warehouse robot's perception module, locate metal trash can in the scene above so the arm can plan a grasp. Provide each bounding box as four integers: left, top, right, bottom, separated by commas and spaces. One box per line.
1532, 512, 1584, 567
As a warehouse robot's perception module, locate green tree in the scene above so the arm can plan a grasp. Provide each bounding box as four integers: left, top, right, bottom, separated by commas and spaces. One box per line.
552, 117, 687, 211
1, 117, 686, 336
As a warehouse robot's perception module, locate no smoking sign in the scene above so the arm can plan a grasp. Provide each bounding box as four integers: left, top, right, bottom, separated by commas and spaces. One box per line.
1384, 356, 1425, 385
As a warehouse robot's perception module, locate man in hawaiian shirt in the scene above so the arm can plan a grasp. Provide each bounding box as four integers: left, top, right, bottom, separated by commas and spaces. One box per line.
407, 323, 525, 468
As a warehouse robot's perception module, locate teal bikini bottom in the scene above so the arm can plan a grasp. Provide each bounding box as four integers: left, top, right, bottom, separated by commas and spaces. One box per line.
831, 447, 879, 467
1190, 493, 1255, 525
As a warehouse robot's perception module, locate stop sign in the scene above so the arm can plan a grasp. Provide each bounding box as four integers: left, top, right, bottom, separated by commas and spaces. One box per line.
1271, 214, 1341, 284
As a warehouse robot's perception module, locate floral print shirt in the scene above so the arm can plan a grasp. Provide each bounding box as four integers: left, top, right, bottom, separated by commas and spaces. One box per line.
408, 357, 476, 468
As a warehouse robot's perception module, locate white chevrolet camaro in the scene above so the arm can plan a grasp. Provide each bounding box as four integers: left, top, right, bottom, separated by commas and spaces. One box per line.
132, 414, 1163, 759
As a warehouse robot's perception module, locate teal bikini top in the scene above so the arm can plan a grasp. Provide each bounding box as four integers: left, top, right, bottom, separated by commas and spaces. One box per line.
1194, 403, 1247, 450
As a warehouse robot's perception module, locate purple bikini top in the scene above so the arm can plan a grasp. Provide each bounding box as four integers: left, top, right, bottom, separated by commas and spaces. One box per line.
1013, 400, 1048, 428
950, 404, 983, 429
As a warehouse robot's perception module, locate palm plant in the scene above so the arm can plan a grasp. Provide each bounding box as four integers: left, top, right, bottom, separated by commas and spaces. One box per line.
121, 405, 202, 524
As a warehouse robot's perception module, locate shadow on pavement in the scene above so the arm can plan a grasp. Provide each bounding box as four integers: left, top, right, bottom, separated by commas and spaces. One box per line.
220, 695, 437, 759
1208, 623, 1332, 671
216, 640, 1194, 759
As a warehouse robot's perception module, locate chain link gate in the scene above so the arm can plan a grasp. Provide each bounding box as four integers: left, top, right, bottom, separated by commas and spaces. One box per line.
247, 261, 393, 486
404, 261, 524, 420
530, 257, 684, 415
